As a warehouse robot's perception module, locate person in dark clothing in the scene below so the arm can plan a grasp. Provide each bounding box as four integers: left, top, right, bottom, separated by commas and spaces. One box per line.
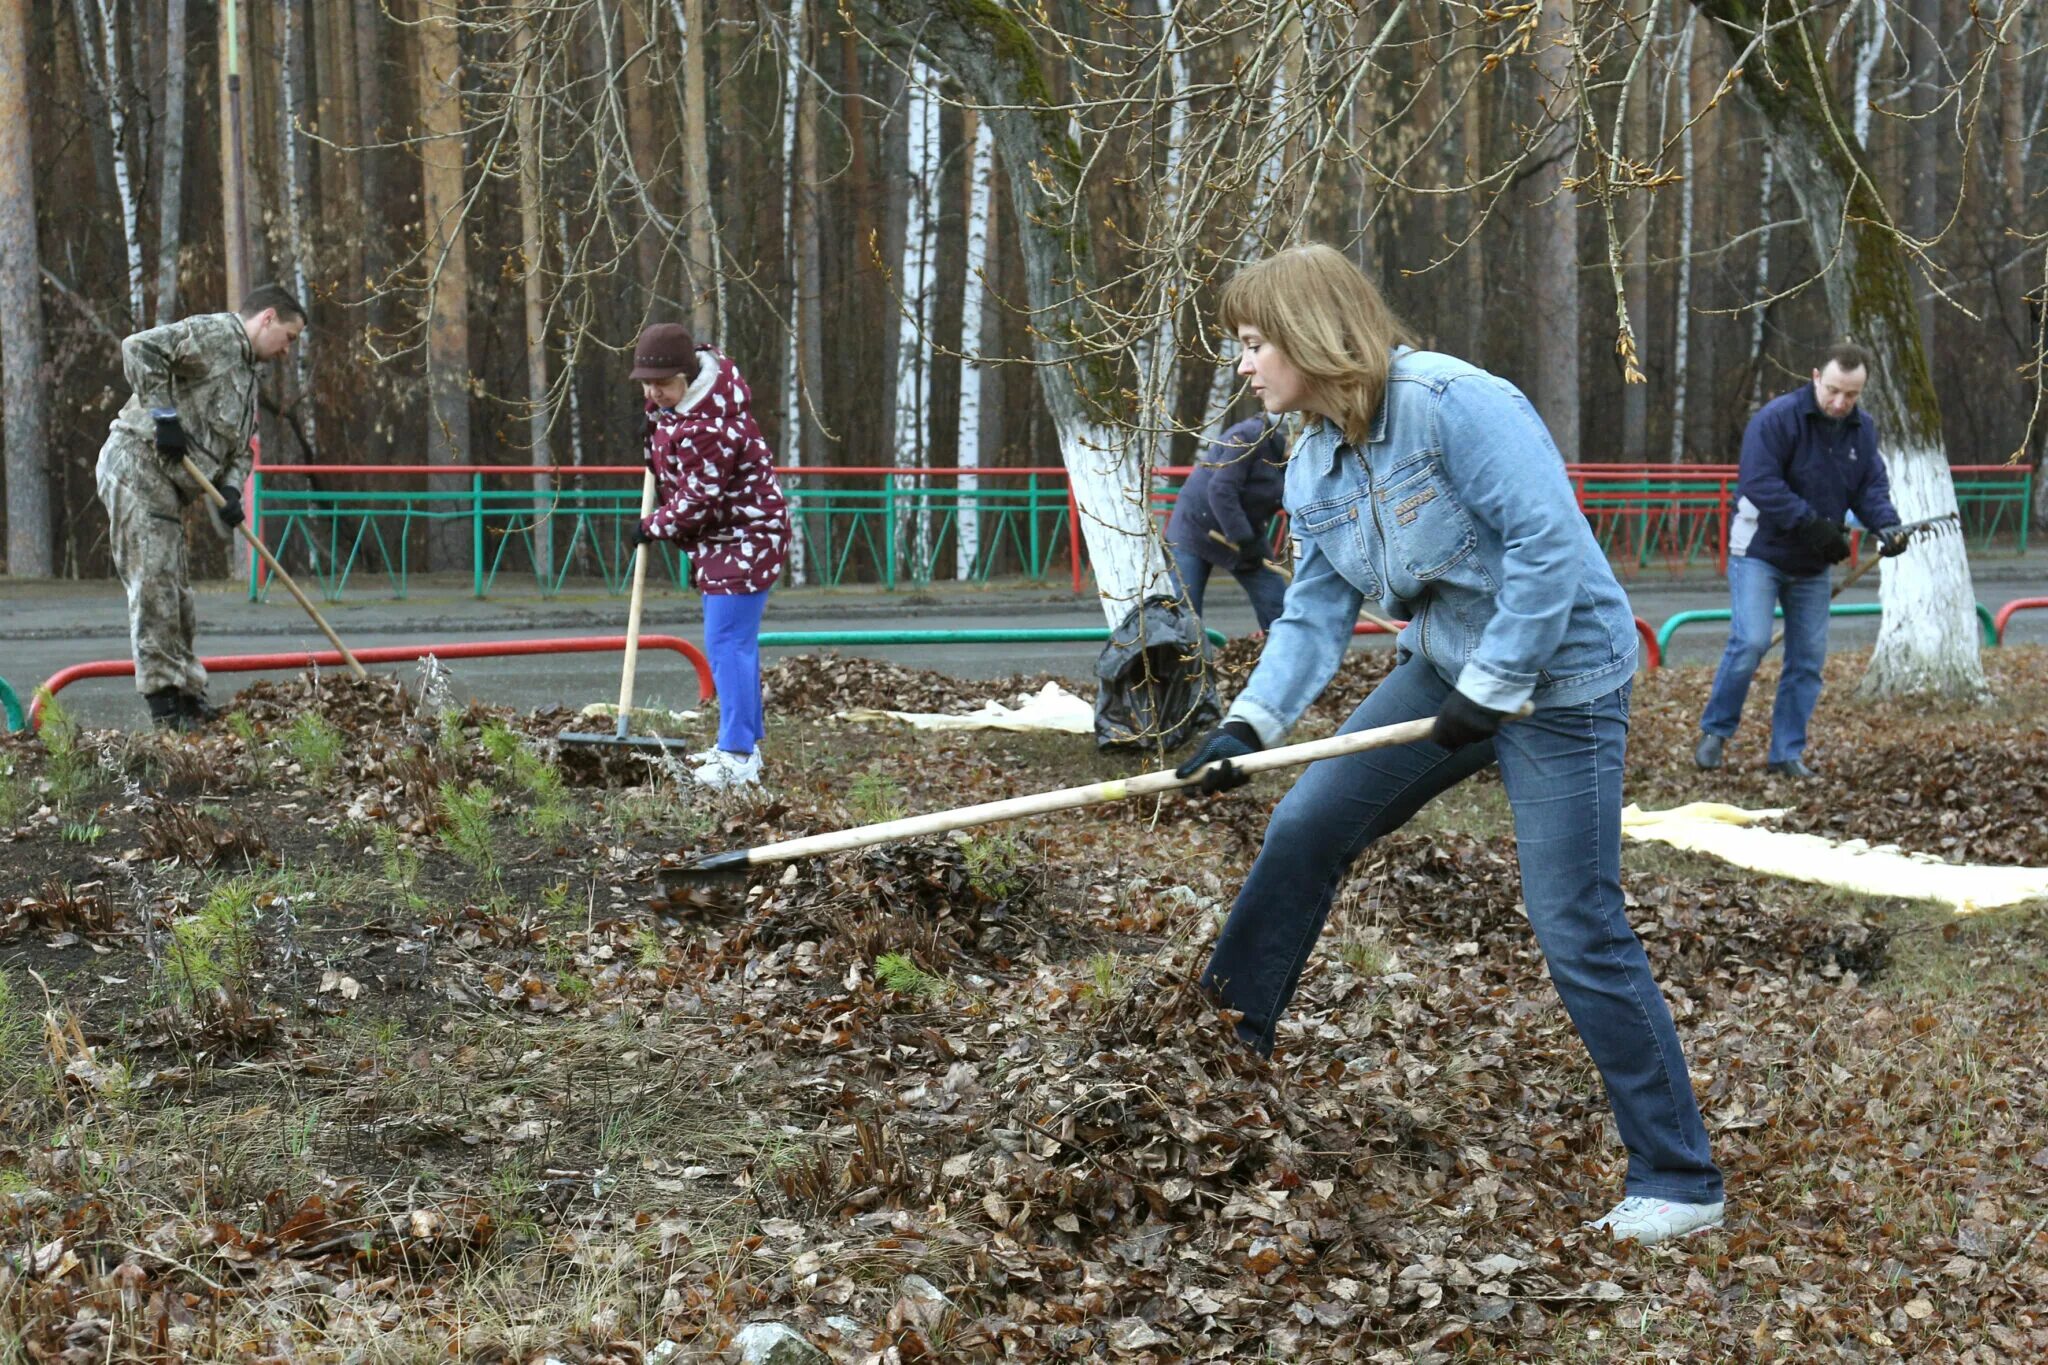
1165, 417, 1291, 631
1695, 342, 1905, 779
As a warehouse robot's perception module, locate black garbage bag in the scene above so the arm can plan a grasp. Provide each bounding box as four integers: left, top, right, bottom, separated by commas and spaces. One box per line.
1093, 594, 1219, 753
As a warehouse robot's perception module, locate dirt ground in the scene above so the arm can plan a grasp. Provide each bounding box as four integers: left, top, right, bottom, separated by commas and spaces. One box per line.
1, 646, 2045, 1363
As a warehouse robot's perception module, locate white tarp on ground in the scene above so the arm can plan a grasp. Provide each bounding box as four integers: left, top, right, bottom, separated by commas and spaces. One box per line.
836, 681, 1095, 735
1622, 802, 2048, 916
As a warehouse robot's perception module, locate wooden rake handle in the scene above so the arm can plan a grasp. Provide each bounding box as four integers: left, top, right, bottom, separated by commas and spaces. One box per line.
1765, 513, 1956, 652
181, 455, 367, 679
682, 709, 1530, 875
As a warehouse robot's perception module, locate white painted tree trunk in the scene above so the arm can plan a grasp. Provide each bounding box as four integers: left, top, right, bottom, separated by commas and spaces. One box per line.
880, 0, 1173, 625
955, 115, 993, 581
1869, 445, 1981, 696
895, 63, 938, 573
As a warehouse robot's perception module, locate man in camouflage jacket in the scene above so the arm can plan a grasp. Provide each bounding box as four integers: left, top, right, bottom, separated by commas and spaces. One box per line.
94, 284, 306, 730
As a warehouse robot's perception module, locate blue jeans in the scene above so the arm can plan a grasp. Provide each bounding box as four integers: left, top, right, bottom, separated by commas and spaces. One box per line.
1202, 655, 1723, 1204
1699, 555, 1831, 764
703, 590, 770, 754
1172, 545, 1289, 633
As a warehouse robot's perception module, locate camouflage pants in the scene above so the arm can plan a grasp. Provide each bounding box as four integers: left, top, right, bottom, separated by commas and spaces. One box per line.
96, 447, 207, 698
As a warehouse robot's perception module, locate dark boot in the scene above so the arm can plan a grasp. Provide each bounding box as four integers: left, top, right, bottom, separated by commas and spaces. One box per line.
145, 687, 194, 732
180, 692, 223, 726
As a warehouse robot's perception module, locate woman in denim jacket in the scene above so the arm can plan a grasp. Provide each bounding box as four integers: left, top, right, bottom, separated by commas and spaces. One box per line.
1176, 245, 1724, 1246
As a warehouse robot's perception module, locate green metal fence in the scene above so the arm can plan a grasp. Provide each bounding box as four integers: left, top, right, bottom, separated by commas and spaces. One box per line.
247, 461, 2034, 603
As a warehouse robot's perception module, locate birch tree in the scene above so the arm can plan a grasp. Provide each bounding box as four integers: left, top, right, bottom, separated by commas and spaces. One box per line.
71, 0, 146, 325
955, 114, 994, 580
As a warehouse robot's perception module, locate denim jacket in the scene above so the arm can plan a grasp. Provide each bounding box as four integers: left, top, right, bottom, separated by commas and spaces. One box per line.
1226, 349, 1637, 745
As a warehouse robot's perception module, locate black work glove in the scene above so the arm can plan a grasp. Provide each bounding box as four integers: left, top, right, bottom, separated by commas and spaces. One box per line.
215, 487, 245, 529
1872, 524, 1910, 558
1175, 720, 1261, 795
632, 518, 659, 547
1795, 516, 1851, 564
1432, 690, 1511, 749
151, 407, 188, 461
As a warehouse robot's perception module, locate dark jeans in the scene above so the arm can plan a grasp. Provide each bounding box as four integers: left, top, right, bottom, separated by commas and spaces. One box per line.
1201, 654, 1723, 1203
1172, 545, 1289, 633
1699, 555, 1832, 764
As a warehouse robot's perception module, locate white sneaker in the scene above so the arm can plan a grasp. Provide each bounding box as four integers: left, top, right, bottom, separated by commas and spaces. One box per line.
1585, 1196, 1725, 1245
691, 748, 762, 790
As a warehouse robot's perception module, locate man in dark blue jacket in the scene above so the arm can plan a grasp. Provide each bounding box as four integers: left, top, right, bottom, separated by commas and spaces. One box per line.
1166, 417, 1290, 632
1695, 343, 1907, 778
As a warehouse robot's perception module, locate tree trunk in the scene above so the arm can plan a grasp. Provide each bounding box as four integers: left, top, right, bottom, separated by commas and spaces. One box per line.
1530, 0, 1580, 459
955, 111, 993, 580
1620, 3, 1650, 458
74, 0, 147, 324
1683, 12, 1720, 460
872, 0, 1171, 621
620, 0, 664, 314
0, 0, 51, 575
1696, 0, 1987, 701
154, 0, 187, 321
516, 0, 553, 570
1906, 0, 1940, 349
416, 0, 473, 570
277, 0, 315, 456
877, 57, 911, 465
929, 94, 967, 476
677, 0, 717, 335
895, 62, 940, 570
221, 0, 251, 305
1669, 17, 1694, 462
1996, 1, 2024, 221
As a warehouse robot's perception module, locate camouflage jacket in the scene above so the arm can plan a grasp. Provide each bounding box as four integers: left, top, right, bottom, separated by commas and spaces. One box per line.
98, 313, 261, 508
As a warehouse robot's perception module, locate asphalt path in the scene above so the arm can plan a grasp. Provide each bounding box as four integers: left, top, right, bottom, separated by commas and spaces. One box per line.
6, 567, 2047, 732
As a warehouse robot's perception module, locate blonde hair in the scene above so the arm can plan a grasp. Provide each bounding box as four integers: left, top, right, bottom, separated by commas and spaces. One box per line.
1217, 244, 1416, 446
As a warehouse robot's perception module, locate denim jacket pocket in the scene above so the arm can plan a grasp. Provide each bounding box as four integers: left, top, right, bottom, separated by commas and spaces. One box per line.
1376, 457, 1477, 582
1292, 493, 1381, 599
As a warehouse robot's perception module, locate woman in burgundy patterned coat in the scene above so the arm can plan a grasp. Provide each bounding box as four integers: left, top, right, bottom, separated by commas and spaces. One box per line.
629, 323, 791, 789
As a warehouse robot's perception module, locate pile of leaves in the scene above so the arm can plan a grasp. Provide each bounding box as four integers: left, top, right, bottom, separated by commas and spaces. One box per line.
765, 652, 1070, 718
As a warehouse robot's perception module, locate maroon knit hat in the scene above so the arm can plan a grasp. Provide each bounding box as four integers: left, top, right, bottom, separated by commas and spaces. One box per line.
630, 323, 697, 380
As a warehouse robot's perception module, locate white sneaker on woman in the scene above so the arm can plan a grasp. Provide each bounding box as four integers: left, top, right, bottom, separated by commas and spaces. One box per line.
1586, 1196, 1725, 1245
692, 748, 762, 790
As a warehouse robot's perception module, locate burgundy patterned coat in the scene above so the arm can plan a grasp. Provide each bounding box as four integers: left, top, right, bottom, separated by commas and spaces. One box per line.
640, 350, 791, 595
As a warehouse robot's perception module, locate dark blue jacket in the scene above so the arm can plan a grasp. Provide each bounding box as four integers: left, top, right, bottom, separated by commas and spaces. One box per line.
1729, 385, 1899, 576
1166, 418, 1288, 569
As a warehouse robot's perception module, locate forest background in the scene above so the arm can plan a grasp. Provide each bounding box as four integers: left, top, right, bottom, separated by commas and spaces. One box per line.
0, 0, 2042, 584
